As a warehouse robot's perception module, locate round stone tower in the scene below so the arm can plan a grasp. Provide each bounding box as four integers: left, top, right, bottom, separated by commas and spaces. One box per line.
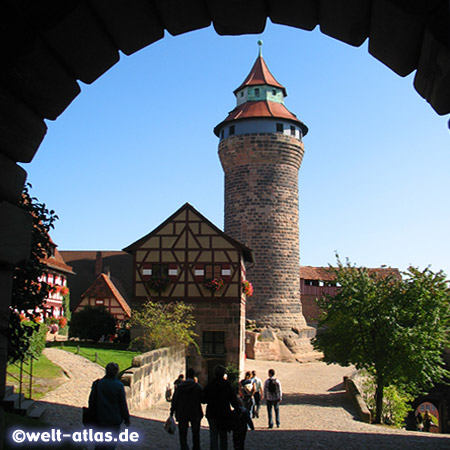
214, 44, 312, 342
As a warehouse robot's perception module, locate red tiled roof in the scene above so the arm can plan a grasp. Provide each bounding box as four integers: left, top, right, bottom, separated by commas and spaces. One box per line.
234, 56, 287, 96
58, 250, 133, 312
225, 100, 300, 123
214, 101, 308, 136
80, 273, 131, 318
300, 266, 401, 281
41, 248, 75, 275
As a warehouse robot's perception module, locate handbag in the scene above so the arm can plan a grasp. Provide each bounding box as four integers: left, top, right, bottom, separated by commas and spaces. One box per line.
163, 415, 176, 434
82, 379, 99, 426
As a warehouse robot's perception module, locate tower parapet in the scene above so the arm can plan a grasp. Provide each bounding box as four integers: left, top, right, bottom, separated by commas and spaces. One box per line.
215, 45, 313, 346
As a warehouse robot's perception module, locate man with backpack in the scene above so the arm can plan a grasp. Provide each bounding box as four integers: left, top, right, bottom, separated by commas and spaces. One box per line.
263, 369, 282, 429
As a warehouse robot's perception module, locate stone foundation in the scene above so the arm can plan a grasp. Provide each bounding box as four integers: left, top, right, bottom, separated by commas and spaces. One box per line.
245, 327, 320, 363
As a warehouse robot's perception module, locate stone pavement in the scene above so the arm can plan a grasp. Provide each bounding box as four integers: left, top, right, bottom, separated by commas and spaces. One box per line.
37, 349, 450, 449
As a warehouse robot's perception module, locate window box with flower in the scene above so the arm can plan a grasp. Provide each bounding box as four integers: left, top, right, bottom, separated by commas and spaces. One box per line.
203, 277, 224, 293
147, 276, 171, 293
242, 280, 253, 297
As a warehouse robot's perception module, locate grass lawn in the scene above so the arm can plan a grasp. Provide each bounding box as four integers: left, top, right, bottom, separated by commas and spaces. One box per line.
49, 342, 140, 373
6, 353, 66, 400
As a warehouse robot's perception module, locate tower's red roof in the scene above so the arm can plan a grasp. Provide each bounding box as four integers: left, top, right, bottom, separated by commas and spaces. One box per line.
214, 101, 308, 136
234, 56, 287, 96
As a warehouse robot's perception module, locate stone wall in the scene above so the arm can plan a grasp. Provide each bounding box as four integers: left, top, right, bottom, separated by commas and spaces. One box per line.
121, 345, 185, 411
187, 299, 246, 385
219, 133, 307, 332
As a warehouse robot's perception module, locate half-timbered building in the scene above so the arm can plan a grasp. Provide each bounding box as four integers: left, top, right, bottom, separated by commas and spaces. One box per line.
123, 203, 254, 382
39, 241, 74, 319
73, 271, 132, 324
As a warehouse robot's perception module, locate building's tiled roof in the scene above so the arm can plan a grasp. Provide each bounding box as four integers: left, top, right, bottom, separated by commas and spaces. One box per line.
41, 248, 75, 275
300, 266, 401, 281
225, 100, 300, 123
234, 56, 287, 96
80, 273, 131, 318
59, 251, 133, 311
214, 100, 308, 136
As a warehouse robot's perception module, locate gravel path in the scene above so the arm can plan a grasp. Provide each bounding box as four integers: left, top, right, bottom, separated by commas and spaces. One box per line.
38, 349, 450, 449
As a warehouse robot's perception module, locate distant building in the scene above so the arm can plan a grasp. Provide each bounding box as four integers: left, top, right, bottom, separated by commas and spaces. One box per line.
39, 241, 74, 318
123, 203, 254, 382
73, 272, 131, 324
59, 250, 133, 313
300, 266, 401, 325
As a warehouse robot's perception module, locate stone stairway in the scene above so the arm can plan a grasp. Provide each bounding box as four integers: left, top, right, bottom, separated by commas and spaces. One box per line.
2, 385, 47, 420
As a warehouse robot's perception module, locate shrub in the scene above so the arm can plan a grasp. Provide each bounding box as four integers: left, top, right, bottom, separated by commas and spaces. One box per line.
130, 301, 197, 352
358, 370, 414, 427
69, 306, 116, 342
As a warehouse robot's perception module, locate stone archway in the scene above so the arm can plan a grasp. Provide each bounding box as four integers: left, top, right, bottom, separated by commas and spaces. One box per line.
1, 0, 449, 399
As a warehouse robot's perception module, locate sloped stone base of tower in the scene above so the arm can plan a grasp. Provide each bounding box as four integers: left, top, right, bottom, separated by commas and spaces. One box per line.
245, 326, 322, 363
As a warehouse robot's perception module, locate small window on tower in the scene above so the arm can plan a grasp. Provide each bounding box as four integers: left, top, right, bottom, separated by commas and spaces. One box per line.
240, 91, 244, 97
229, 125, 235, 136
220, 129, 224, 139
254, 88, 260, 96
290, 126, 296, 136
272, 89, 277, 95
203, 331, 225, 355
276, 123, 283, 133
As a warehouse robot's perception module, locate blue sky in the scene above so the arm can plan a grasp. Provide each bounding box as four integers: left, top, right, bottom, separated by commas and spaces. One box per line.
23, 23, 450, 277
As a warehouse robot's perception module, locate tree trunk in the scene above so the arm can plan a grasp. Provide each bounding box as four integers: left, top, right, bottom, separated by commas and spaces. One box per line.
374, 374, 384, 424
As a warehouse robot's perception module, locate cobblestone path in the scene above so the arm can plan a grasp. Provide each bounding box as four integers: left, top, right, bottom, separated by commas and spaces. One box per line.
38, 349, 450, 449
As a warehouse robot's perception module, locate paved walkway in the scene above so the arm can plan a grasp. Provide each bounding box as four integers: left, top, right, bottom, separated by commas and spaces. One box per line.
39, 349, 450, 449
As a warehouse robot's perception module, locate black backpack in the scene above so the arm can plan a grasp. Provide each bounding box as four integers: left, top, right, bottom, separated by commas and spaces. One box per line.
268, 378, 277, 394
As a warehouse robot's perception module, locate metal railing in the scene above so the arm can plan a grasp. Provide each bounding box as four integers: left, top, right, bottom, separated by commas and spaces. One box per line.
59, 342, 108, 366
6, 354, 38, 409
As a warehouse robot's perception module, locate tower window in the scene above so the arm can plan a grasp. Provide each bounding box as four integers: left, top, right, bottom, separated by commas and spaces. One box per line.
276, 123, 283, 133
254, 88, 260, 96
220, 129, 224, 139
240, 92, 244, 97
229, 125, 235, 136
290, 126, 296, 136
272, 89, 277, 95
203, 331, 225, 355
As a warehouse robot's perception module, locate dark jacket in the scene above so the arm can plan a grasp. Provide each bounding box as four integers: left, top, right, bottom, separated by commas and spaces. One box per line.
170, 378, 204, 421
90, 377, 130, 427
203, 377, 238, 427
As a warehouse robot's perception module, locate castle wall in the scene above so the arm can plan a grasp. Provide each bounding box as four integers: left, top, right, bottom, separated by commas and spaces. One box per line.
219, 132, 307, 331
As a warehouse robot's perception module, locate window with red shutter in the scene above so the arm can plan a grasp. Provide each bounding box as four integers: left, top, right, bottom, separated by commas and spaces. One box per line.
194, 264, 205, 282
168, 263, 178, 280
142, 263, 152, 281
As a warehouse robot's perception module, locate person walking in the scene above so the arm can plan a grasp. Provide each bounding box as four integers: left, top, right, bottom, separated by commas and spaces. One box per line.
89, 362, 130, 450
170, 368, 204, 450
250, 370, 263, 419
203, 365, 239, 450
423, 411, 433, 432
231, 398, 254, 450
263, 368, 282, 429
238, 372, 255, 418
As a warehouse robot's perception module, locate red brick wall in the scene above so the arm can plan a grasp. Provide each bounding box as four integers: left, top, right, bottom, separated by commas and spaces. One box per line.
219, 133, 307, 331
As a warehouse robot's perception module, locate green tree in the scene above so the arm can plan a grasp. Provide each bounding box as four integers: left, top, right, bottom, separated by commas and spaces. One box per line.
8, 184, 58, 362
69, 306, 117, 342
130, 300, 198, 352
312, 258, 450, 424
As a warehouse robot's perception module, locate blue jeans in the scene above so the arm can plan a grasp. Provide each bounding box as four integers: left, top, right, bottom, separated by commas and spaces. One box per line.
207, 417, 228, 450
242, 396, 255, 419
266, 400, 280, 428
